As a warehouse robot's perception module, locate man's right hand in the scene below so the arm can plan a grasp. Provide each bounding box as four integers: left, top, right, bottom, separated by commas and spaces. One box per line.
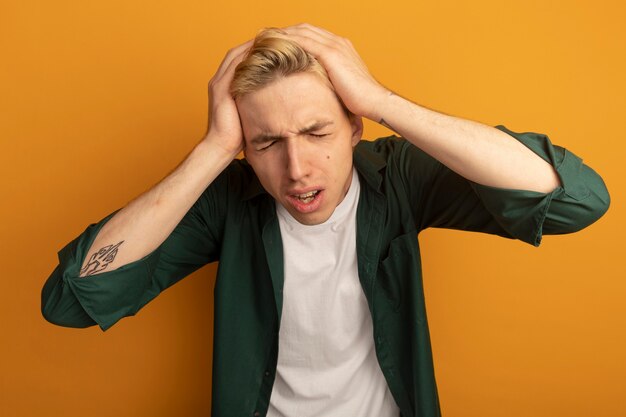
204, 39, 254, 156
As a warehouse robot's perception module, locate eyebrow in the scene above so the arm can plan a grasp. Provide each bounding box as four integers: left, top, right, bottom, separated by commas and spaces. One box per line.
250, 120, 334, 145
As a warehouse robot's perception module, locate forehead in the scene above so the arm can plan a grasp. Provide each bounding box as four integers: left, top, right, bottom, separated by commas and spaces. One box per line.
236, 72, 344, 134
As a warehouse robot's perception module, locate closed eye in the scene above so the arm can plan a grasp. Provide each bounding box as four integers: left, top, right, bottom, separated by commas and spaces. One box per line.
309, 133, 329, 138
258, 141, 276, 151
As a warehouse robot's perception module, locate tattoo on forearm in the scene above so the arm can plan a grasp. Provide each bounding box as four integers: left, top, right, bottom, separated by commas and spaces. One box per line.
379, 118, 396, 132
80, 241, 124, 277
379, 91, 397, 131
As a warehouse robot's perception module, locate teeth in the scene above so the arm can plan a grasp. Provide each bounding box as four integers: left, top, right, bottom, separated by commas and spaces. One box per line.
294, 190, 319, 203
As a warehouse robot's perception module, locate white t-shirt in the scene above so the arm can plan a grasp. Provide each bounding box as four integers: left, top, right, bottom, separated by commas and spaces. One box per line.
267, 167, 400, 417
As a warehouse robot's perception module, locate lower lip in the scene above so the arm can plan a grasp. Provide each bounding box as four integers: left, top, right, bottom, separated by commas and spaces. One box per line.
286, 190, 324, 214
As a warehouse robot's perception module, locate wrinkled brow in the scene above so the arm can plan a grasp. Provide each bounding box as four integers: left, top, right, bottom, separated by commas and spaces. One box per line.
250, 120, 334, 145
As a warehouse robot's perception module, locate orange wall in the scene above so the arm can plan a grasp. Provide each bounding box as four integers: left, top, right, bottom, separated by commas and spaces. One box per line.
1, 1, 624, 416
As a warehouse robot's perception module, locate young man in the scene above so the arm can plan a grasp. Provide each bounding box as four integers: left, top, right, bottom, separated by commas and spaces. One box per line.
42, 23, 610, 417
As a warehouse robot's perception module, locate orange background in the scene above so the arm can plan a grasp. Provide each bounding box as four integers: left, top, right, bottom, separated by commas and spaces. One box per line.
1, 1, 624, 416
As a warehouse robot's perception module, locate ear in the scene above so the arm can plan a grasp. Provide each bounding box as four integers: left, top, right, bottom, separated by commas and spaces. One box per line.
348, 113, 363, 147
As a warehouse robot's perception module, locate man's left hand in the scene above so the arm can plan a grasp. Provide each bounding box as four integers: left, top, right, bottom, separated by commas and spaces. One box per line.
281, 23, 390, 121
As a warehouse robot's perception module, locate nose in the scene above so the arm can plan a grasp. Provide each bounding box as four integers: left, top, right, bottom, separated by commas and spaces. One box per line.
285, 137, 309, 181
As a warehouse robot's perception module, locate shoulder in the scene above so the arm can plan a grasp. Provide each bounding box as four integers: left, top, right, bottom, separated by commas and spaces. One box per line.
212, 158, 267, 202
355, 134, 406, 156
354, 135, 445, 199
355, 135, 433, 162
354, 135, 439, 174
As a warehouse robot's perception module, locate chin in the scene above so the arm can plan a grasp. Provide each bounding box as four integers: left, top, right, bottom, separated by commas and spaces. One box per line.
293, 211, 332, 226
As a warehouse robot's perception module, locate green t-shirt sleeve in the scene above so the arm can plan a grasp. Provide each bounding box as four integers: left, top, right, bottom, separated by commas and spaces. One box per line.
397, 125, 610, 245
41, 169, 228, 331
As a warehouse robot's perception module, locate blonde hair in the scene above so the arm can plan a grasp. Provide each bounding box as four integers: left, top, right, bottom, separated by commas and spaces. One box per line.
229, 27, 351, 116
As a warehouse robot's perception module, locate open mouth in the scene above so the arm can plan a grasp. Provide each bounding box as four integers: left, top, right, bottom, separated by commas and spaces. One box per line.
286, 189, 324, 214
293, 190, 320, 204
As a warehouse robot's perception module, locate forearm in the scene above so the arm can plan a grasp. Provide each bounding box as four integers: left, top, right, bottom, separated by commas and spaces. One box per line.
373, 91, 561, 193
78, 137, 236, 277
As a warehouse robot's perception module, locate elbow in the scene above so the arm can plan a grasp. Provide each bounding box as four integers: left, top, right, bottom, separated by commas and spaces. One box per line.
41, 266, 64, 326
42, 311, 95, 329
560, 172, 610, 233
41, 266, 97, 329
584, 177, 610, 228
41, 293, 56, 325
41, 301, 67, 328
547, 147, 611, 233
579, 166, 611, 230
41, 298, 96, 329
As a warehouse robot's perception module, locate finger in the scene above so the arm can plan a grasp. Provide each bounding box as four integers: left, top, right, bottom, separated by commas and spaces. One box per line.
298, 23, 356, 53
211, 46, 249, 93
282, 24, 353, 58
214, 39, 253, 77
297, 23, 340, 39
279, 31, 335, 62
213, 39, 254, 80
282, 27, 334, 50
222, 47, 249, 82
283, 22, 338, 43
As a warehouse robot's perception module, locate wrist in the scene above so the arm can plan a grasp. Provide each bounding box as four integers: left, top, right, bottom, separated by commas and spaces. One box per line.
368, 87, 397, 124
180, 137, 239, 188
197, 134, 242, 162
